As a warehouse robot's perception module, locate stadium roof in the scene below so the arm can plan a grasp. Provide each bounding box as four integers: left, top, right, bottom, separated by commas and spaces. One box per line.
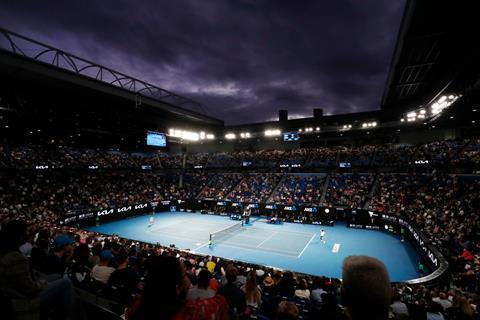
0, 27, 223, 127
381, 0, 480, 114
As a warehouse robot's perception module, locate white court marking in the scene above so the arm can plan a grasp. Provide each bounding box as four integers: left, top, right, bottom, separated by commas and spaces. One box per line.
256, 231, 278, 248
297, 233, 316, 258
332, 243, 341, 253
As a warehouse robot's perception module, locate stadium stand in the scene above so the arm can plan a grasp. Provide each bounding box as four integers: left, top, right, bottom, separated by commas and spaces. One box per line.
1, 139, 480, 319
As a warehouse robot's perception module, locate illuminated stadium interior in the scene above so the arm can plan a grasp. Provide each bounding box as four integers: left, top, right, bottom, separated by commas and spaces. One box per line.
1, 1, 480, 320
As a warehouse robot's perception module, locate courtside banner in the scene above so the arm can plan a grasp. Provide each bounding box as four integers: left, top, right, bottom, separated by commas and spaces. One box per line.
58, 202, 153, 226
346, 210, 448, 283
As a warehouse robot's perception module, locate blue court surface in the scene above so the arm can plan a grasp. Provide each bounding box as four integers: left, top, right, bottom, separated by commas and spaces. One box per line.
85, 212, 422, 281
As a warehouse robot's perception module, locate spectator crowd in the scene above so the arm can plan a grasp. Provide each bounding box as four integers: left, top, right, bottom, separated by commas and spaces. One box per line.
1, 138, 480, 319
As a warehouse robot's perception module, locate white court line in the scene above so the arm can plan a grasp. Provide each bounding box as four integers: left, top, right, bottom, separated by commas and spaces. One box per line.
256, 231, 278, 248
210, 241, 299, 258
193, 241, 211, 251
297, 233, 316, 258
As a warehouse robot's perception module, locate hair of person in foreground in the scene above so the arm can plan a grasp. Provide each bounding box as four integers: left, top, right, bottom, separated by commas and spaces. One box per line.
342, 255, 392, 320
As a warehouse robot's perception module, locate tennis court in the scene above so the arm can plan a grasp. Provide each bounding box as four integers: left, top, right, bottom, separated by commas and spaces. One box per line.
85, 211, 423, 281
150, 220, 314, 257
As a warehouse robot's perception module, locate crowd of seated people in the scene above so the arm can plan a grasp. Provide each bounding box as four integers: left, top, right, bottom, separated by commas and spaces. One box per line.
452, 138, 480, 167
415, 140, 467, 167
199, 173, 244, 200
0, 171, 211, 218
1, 212, 478, 320
1, 139, 480, 319
337, 145, 376, 167
324, 173, 374, 208
303, 147, 338, 168
369, 173, 480, 293
228, 174, 282, 203
368, 173, 430, 214
185, 152, 211, 168
2, 138, 480, 170
371, 144, 418, 167
271, 174, 325, 205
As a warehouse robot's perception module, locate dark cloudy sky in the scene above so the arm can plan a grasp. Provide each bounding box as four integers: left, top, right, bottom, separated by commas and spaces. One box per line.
0, 0, 405, 125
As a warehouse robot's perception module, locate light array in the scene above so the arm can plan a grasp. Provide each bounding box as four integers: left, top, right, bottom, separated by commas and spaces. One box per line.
264, 129, 281, 137
342, 124, 352, 130
361, 122, 377, 128
400, 94, 459, 123
225, 133, 236, 140
431, 94, 458, 115
299, 127, 321, 133
168, 129, 214, 141
240, 132, 251, 138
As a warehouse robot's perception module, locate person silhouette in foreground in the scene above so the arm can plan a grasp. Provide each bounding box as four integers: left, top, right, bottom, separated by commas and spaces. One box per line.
341, 256, 392, 320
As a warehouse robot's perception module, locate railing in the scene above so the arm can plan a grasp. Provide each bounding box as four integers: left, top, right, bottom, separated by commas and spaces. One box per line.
0, 27, 208, 115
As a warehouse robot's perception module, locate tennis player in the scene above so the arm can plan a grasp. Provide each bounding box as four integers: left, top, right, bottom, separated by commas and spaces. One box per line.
320, 229, 326, 243
148, 215, 155, 227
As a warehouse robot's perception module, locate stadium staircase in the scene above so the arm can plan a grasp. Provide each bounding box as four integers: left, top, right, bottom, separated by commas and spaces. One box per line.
225, 174, 246, 200
196, 185, 207, 199
370, 147, 379, 167
319, 173, 330, 206
363, 173, 380, 209
267, 174, 287, 203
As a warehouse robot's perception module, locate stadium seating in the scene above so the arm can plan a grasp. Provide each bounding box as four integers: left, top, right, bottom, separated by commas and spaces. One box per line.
1, 139, 480, 319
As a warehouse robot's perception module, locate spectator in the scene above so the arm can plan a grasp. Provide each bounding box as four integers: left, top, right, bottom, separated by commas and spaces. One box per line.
88, 242, 102, 267
241, 270, 262, 309
390, 291, 409, 319
427, 301, 446, 320
218, 265, 246, 317
310, 277, 327, 303
42, 233, 74, 277
341, 256, 392, 320
277, 271, 296, 298
0, 219, 74, 319
108, 249, 138, 299
294, 278, 311, 300
447, 295, 476, 320
433, 292, 453, 310
187, 269, 215, 300
90, 249, 115, 284
277, 300, 300, 320
125, 255, 228, 320
262, 275, 276, 296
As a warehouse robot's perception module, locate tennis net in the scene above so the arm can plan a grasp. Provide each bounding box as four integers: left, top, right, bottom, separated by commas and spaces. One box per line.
210, 222, 243, 243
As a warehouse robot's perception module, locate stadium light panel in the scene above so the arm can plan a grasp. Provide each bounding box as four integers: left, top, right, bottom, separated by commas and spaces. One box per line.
225, 133, 236, 140
264, 129, 281, 137
206, 134, 215, 140
316, 127, 320, 131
